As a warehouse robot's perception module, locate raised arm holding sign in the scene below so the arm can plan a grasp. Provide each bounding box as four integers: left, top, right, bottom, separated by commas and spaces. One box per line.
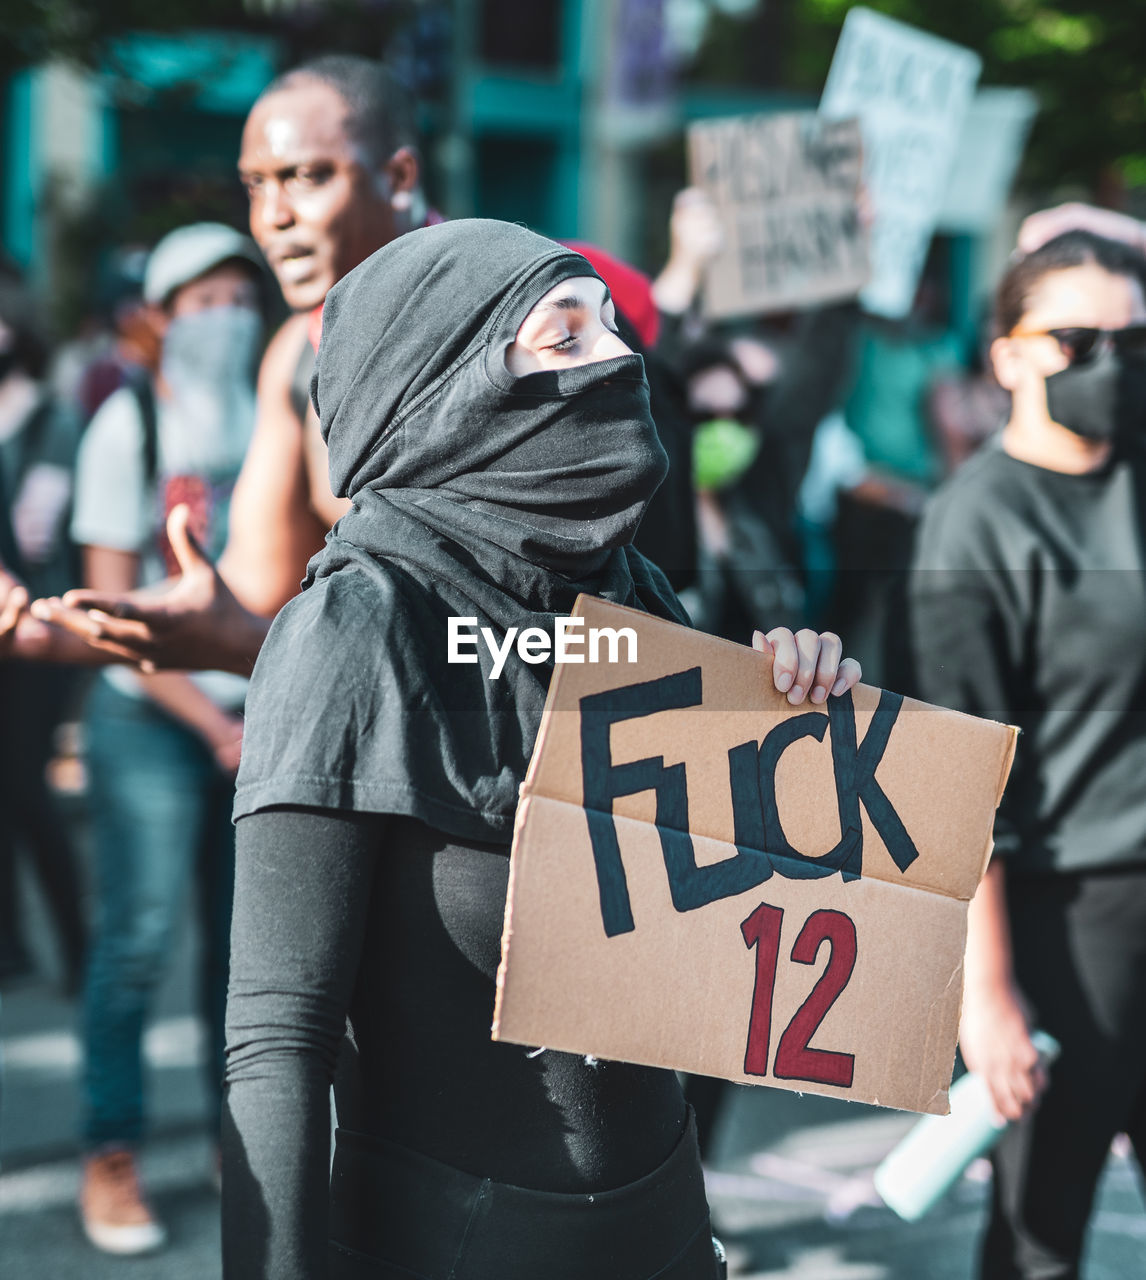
688, 111, 869, 320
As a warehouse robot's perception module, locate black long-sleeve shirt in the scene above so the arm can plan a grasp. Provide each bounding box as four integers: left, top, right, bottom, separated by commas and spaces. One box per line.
907, 437, 1146, 875
222, 808, 690, 1279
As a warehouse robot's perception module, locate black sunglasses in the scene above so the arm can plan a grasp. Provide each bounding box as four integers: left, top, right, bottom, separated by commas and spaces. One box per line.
1011, 325, 1146, 365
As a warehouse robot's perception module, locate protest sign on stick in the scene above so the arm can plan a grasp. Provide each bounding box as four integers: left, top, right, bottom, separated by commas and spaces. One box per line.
494, 597, 1017, 1115
820, 7, 981, 320
688, 111, 868, 320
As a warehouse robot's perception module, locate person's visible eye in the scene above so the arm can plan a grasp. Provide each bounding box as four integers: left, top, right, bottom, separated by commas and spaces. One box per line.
288, 165, 333, 191
548, 333, 579, 352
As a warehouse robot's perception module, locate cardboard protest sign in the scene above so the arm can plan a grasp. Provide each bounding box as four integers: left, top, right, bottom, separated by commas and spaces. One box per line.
688, 111, 869, 320
938, 88, 1039, 233
820, 7, 981, 320
493, 597, 1017, 1115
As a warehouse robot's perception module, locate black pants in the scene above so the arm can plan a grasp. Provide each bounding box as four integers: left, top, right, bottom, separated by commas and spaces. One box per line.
328, 1113, 719, 1279
981, 866, 1146, 1279
223, 808, 719, 1279
0, 661, 86, 986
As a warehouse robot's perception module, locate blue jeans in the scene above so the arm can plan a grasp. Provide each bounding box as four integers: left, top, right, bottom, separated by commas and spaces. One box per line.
82, 678, 236, 1148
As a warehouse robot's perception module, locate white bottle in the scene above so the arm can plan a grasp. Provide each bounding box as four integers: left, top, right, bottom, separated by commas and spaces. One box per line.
874, 1030, 1060, 1222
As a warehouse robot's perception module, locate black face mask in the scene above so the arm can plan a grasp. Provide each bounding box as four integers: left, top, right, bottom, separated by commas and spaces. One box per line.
1045, 345, 1146, 442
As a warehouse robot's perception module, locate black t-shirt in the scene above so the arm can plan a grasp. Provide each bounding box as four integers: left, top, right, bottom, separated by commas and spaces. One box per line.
907, 436, 1146, 875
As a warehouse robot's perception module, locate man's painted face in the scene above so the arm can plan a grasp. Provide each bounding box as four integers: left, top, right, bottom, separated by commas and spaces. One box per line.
238, 79, 398, 312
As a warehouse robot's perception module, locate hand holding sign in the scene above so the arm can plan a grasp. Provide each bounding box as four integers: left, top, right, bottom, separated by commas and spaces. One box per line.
494, 597, 1017, 1115
753, 626, 861, 704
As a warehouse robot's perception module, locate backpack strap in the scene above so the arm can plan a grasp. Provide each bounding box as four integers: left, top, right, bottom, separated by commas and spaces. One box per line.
289, 332, 317, 425
129, 377, 159, 486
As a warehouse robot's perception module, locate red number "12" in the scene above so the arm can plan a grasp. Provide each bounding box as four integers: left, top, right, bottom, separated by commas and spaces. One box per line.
740, 902, 857, 1088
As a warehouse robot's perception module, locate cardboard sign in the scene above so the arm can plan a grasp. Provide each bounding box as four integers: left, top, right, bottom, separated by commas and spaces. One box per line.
493, 597, 1017, 1115
820, 8, 981, 320
937, 88, 1039, 233
688, 111, 869, 320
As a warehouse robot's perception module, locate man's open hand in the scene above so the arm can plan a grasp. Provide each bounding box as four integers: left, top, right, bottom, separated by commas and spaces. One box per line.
32, 505, 270, 675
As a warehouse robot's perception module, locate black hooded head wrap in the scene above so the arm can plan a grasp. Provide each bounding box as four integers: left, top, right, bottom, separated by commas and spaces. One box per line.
234, 219, 687, 840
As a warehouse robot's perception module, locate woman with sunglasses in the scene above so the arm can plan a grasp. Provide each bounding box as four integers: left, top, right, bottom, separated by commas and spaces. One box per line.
908, 229, 1146, 1278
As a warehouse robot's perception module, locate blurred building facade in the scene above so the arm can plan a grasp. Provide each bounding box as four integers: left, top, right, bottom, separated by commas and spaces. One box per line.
1, 3, 805, 318
0, 0, 1028, 348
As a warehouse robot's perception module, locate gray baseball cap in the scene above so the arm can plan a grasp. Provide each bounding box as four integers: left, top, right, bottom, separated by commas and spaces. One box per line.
143, 222, 265, 306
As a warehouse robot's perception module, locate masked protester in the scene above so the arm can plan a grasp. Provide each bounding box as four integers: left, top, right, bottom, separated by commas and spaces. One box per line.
907, 230, 1146, 1279
69, 223, 266, 1254
221, 220, 861, 1280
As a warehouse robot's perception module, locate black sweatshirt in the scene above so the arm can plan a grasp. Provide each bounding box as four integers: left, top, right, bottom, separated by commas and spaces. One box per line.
907, 436, 1146, 876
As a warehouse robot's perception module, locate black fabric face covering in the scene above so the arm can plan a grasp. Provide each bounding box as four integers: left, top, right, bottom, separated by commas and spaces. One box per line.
234, 219, 688, 840
1045, 345, 1146, 442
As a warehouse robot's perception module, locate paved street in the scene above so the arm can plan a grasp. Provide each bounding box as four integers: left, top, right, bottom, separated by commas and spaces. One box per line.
1, 859, 221, 1277
2, 854, 1142, 1278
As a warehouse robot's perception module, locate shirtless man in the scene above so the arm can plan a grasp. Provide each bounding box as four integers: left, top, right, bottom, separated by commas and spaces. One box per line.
27, 55, 427, 672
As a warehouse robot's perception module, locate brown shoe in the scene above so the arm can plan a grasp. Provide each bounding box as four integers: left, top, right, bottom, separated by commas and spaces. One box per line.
79, 1147, 167, 1255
